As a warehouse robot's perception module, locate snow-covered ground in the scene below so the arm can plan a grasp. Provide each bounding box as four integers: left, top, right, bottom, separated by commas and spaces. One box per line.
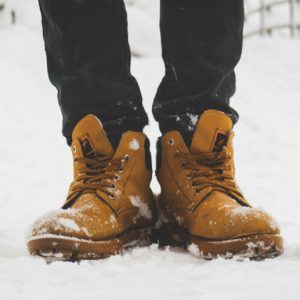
0, 1, 300, 300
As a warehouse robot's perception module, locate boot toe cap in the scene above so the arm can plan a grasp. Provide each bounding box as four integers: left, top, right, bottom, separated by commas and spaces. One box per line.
191, 204, 280, 240
29, 208, 120, 241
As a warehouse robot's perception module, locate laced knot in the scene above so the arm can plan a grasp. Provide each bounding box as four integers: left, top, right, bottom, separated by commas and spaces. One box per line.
67, 153, 130, 202
175, 147, 244, 201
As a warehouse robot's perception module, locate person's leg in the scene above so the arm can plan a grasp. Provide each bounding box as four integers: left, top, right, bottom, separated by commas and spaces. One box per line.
153, 0, 243, 145
39, 0, 148, 148
156, 0, 283, 258
28, 1, 156, 260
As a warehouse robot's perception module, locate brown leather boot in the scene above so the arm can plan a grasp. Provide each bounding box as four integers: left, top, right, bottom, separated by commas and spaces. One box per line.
157, 110, 283, 259
28, 115, 156, 260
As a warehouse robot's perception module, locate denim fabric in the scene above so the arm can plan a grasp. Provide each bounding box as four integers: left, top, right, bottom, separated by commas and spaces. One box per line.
39, 0, 148, 148
154, 0, 244, 144
39, 0, 244, 147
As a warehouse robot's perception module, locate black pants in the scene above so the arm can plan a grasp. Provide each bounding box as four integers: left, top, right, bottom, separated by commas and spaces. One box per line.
39, 0, 244, 148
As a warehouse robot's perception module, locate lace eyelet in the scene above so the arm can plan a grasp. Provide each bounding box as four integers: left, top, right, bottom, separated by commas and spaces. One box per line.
124, 154, 131, 162
187, 174, 192, 180
109, 195, 115, 200
168, 138, 175, 146
114, 174, 120, 181
73, 145, 76, 153
174, 150, 180, 157
118, 168, 124, 174
180, 161, 186, 169
111, 184, 116, 190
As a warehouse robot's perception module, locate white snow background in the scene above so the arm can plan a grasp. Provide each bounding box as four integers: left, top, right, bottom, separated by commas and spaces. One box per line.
0, 1, 300, 299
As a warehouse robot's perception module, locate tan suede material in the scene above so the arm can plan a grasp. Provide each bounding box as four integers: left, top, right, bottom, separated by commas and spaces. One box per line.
31, 115, 156, 241
157, 110, 280, 241
191, 109, 233, 153
72, 115, 114, 158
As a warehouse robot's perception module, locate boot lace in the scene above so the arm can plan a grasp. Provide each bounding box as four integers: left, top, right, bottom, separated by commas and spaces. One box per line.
67, 154, 130, 202
175, 147, 244, 202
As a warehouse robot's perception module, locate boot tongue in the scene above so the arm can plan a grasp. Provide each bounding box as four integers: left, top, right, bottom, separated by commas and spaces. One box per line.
191, 110, 233, 153
72, 115, 114, 158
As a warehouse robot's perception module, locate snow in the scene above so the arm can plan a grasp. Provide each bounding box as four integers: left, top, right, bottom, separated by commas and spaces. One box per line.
28, 208, 92, 238
110, 214, 117, 224
129, 138, 140, 151
0, 1, 300, 299
57, 218, 80, 232
227, 206, 262, 216
129, 195, 152, 220
27, 234, 98, 244
188, 244, 201, 258
187, 113, 199, 131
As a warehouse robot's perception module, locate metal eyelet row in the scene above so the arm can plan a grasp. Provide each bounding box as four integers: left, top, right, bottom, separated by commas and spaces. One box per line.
118, 154, 130, 175
109, 155, 130, 200
167, 137, 200, 196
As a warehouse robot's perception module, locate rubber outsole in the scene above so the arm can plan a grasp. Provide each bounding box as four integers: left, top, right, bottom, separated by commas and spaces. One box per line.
27, 227, 154, 261
27, 225, 284, 261
158, 225, 284, 260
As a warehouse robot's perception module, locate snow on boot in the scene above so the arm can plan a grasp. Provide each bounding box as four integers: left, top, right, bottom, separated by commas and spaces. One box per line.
156, 110, 283, 259
27, 115, 156, 260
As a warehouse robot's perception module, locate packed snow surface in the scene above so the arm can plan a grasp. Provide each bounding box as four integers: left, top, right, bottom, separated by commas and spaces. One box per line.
0, 1, 300, 300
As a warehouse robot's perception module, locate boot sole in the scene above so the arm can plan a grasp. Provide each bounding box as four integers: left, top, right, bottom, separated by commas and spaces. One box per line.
158, 225, 283, 260
27, 227, 155, 261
